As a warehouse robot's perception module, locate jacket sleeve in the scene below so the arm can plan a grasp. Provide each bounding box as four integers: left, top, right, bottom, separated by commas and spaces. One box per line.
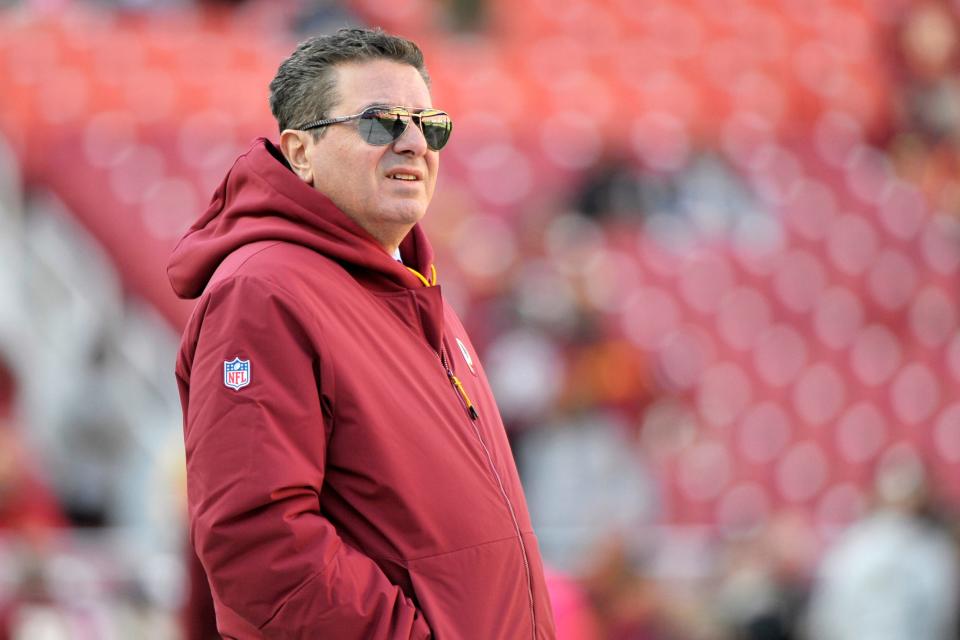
181, 276, 431, 640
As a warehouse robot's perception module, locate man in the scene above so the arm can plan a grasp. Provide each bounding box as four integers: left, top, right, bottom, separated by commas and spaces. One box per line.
167, 28, 556, 639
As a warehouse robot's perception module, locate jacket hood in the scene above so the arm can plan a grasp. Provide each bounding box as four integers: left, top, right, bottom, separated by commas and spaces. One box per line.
167, 138, 436, 299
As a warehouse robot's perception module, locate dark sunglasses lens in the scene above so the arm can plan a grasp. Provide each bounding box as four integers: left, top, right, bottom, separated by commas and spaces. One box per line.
359, 110, 407, 145
420, 114, 452, 150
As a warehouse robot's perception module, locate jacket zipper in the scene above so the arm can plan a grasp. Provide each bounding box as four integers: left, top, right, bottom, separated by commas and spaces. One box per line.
439, 348, 537, 639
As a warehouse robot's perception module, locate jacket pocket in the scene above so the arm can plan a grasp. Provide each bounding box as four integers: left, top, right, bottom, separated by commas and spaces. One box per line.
374, 556, 434, 640
407, 536, 536, 640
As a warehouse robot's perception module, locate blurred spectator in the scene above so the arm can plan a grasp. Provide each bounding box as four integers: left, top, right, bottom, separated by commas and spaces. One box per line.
0, 355, 66, 640
894, 0, 959, 143
518, 410, 658, 574
576, 154, 648, 222
805, 447, 960, 640
574, 151, 758, 237
714, 513, 815, 640
580, 534, 667, 640
0, 355, 64, 536
56, 336, 130, 528
887, 0, 960, 216
0, 429, 65, 535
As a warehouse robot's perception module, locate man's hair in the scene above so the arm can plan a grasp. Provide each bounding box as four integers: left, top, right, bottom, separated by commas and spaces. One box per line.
269, 27, 430, 135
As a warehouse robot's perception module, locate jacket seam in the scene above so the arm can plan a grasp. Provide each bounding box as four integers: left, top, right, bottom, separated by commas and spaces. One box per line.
217, 240, 285, 282
406, 534, 521, 563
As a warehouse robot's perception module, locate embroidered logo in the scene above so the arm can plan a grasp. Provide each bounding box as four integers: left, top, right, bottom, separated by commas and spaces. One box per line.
224, 357, 251, 390
455, 338, 476, 375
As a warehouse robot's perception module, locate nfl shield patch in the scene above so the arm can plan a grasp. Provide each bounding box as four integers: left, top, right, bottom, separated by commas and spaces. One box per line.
224, 357, 251, 390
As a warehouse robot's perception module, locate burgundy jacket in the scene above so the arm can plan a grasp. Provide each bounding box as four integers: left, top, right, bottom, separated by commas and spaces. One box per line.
168, 139, 556, 639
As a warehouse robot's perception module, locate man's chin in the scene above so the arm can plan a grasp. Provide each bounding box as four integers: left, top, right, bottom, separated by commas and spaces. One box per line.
383, 203, 428, 226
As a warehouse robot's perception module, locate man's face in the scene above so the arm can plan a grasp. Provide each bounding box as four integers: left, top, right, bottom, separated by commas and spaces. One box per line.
303, 60, 439, 247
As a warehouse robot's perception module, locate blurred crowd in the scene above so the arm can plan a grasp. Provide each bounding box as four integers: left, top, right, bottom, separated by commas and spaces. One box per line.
2, 0, 960, 638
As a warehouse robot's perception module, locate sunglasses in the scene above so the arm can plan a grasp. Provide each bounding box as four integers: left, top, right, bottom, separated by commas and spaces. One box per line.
297, 106, 453, 151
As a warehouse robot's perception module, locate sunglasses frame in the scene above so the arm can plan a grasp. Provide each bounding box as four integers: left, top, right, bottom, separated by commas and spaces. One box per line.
297, 106, 452, 151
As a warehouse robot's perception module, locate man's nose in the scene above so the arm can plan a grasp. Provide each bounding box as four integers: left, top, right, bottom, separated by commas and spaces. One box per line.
393, 117, 428, 155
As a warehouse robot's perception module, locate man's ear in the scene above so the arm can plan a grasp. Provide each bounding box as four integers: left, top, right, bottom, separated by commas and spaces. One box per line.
279, 129, 314, 185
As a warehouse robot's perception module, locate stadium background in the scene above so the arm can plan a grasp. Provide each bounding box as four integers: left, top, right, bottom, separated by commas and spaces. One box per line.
1, 0, 960, 637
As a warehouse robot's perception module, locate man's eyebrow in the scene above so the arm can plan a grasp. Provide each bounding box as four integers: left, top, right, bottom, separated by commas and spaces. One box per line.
358, 101, 393, 111
355, 103, 433, 113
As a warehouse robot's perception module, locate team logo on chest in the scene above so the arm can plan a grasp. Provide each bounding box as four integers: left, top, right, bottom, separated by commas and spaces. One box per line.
455, 338, 476, 376
224, 357, 251, 390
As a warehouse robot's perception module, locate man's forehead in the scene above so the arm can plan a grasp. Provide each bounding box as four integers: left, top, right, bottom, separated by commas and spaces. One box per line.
330, 60, 431, 111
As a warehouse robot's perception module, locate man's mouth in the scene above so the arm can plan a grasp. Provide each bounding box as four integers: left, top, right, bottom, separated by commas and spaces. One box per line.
386, 168, 424, 181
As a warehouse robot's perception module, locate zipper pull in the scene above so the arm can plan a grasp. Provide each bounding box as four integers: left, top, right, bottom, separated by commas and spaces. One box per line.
447, 369, 479, 420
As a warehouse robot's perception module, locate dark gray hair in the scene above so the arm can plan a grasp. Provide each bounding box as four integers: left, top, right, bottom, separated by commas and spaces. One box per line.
269, 27, 430, 135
